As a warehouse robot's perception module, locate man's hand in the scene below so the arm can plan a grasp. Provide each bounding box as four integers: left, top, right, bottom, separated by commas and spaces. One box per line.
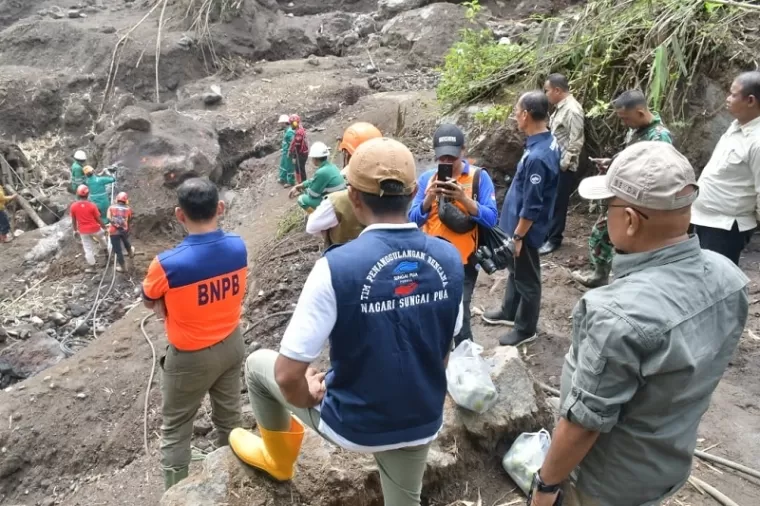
288, 185, 302, 199
152, 298, 168, 320
422, 184, 439, 213
530, 490, 559, 506
305, 367, 326, 405
589, 157, 611, 174
8, 194, 16, 201
513, 237, 523, 258
436, 181, 467, 202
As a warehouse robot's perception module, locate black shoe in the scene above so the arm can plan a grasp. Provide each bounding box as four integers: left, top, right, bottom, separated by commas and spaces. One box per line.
538, 241, 560, 255
499, 329, 537, 346
482, 309, 515, 326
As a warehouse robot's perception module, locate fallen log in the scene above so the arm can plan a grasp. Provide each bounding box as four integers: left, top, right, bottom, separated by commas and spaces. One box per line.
2, 184, 46, 229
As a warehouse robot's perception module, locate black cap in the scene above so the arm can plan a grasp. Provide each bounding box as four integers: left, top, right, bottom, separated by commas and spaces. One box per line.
433, 124, 465, 159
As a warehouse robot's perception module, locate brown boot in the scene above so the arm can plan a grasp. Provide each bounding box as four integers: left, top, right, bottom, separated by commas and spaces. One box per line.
571, 263, 610, 288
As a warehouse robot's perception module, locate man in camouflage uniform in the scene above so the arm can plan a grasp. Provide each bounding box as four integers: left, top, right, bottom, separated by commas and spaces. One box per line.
572, 90, 673, 287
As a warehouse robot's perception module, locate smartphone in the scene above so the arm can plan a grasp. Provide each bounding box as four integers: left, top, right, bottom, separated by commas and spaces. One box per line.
437, 163, 453, 182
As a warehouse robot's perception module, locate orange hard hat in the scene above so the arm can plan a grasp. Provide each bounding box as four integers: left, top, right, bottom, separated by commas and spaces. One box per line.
116, 192, 128, 203
76, 185, 89, 197
83, 165, 94, 175
339, 123, 382, 156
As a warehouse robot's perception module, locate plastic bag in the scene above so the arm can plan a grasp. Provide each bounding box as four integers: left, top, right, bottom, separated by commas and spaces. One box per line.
501, 429, 552, 495
446, 340, 498, 414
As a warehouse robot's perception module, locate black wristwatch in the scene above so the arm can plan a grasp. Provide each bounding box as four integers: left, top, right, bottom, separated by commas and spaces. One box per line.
526, 470, 563, 506
513, 233, 524, 242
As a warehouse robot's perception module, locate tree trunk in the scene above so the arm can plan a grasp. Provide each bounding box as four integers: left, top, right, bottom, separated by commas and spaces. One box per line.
2, 185, 46, 229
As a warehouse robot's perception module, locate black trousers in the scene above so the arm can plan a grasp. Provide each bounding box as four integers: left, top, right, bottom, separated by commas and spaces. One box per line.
694, 222, 755, 266
501, 245, 541, 335
454, 262, 479, 346
546, 169, 576, 246
110, 233, 132, 267
295, 154, 308, 184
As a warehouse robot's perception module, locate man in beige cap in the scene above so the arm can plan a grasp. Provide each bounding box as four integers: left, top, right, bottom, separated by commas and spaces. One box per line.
527, 142, 748, 506
229, 137, 464, 506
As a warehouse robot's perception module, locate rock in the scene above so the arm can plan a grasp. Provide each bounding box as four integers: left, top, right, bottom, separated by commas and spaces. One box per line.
193, 417, 213, 436
178, 35, 194, 49
49, 312, 69, 327
0, 334, 64, 378
76, 393, 87, 399
340, 31, 360, 48
354, 14, 378, 37
64, 101, 92, 128
385, 58, 396, 65
67, 9, 82, 18
240, 404, 257, 430
378, 0, 432, 18
100, 25, 117, 34
380, 4, 481, 64
116, 106, 152, 132
50, 10, 65, 19
41, 497, 55, 506
68, 303, 87, 318
202, 92, 222, 106
499, 37, 512, 45
315, 12, 355, 55
307, 54, 320, 66
0, 328, 6, 344
448, 346, 554, 452
246, 341, 261, 356
94, 109, 222, 231
19, 329, 31, 340
365, 64, 378, 74
29, 316, 44, 327
73, 322, 90, 337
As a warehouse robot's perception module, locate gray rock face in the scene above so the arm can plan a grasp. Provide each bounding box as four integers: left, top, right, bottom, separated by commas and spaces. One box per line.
161, 351, 551, 505
378, 0, 432, 18
380, 3, 479, 64
116, 106, 152, 132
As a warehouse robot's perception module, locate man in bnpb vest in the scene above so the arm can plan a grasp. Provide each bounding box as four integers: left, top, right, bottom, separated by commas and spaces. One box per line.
229, 138, 464, 506
305, 122, 382, 246
409, 124, 498, 345
141, 177, 247, 490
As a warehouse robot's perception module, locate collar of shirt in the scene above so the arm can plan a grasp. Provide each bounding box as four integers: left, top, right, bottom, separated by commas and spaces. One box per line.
525, 131, 553, 149
555, 95, 572, 110
613, 236, 701, 279
729, 115, 760, 136
181, 229, 225, 244
360, 223, 418, 235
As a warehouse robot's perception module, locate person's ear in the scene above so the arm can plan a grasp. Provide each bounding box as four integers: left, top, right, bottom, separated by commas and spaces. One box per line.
175, 207, 185, 224
748, 94, 758, 108
217, 200, 226, 216
347, 186, 362, 208
625, 208, 640, 237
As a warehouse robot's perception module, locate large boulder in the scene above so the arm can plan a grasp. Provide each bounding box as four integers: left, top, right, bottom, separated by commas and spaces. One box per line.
380, 3, 482, 64
94, 109, 221, 233
161, 351, 550, 505
680, 75, 734, 173
378, 0, 434, 18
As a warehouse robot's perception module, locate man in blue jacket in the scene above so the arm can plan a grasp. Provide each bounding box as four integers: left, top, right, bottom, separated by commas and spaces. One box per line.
483, 91, 560, 346
229, 138, 464, 506
408, 124, 498, 345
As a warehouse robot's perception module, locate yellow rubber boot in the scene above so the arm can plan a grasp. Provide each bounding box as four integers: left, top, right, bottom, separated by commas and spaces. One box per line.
229, 417, 305, 481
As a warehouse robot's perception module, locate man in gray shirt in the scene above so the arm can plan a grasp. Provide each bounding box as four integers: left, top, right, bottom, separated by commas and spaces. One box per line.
528, 142, 749, 506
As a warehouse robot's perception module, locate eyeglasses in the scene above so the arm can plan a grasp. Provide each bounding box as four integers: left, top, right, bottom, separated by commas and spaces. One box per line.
607, 204, 649, 220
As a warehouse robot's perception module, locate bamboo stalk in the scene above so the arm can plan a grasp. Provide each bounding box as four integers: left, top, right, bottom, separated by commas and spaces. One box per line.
694, 449, 760, 480
3, 185, 46, 229
706, 0, 760, 12
688, 476, 740, 506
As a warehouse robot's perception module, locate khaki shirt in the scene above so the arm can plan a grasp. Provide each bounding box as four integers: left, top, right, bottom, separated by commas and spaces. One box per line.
691, 116, 760, 232
560, 237, 748, 506
549, 95, 585, 171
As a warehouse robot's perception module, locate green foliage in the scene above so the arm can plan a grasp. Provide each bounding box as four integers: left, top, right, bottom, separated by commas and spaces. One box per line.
474, 105, 512, 125
463, 0, 482, 22
438, 0, 757, 151
437, 29, 528, 106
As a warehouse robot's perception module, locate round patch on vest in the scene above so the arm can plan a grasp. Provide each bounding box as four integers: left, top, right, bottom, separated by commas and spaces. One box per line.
530, 174, 542, 185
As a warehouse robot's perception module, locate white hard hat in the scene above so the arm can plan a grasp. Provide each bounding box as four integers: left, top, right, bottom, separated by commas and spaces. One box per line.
277, 114, 290, 124
74, 150, 87, 161
309, 142, 330, 158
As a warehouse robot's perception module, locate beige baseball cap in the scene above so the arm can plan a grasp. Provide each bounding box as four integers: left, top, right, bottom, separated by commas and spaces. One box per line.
346, 137, 417, 196
578, 141, 698, 210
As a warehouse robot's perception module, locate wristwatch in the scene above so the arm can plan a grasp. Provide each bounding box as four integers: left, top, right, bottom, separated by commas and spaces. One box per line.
526, 470, 562, 505
513, 233, 524, 242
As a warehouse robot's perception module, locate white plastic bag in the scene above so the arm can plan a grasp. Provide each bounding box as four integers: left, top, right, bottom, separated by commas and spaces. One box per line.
446, 340, 498, 414
501, 429, 552, 495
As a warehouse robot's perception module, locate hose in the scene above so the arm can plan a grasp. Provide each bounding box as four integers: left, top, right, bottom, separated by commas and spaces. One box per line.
140, 312, 157, 456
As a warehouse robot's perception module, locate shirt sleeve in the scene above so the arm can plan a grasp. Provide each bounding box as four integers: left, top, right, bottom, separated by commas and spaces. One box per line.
750, 143, 760, 223
142, 257, 170, 301
454, 298, 463, 336
561, 110, 585, 171
471, 169, 498, 228
279, 258, 337, 362
560, 305, 643, 433
306, 198, 338, 235
408, 171, 433, 226
304, 168, 328, 195
520, 157, 552, 222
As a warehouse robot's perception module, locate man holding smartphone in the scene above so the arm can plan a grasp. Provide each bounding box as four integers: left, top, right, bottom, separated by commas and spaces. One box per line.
409, 124, 498, 345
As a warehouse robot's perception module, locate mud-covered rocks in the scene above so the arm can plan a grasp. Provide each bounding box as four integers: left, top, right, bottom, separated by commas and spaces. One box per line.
116, 106, 152, 133
380, 3, 479, 63
378, 0, 433, 18
95, 109, 221, 230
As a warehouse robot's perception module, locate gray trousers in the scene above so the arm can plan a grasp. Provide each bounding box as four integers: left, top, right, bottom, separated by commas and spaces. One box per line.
245, 349, 432, 506
160, 328, 245, 470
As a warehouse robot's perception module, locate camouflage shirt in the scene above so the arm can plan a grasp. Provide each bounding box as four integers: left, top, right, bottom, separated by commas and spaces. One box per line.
624, 112, 673, 146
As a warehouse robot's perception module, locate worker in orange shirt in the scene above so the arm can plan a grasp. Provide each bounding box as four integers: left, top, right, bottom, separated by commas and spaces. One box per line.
107, 192, 135, 273
142, 177, 248, 490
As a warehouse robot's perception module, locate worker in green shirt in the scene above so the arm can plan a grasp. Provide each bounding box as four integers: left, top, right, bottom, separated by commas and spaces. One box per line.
277, 114, 296, 187
70, 150, 88, 193
288, 142, 346, 213
83, 165, 116, 225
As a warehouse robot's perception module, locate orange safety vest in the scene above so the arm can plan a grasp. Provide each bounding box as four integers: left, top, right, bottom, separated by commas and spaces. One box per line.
422, 170, 478, 264
107, 204, 132, 235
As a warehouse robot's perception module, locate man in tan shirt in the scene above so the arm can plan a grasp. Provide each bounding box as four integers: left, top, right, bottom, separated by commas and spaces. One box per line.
540, 73, 585, 255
